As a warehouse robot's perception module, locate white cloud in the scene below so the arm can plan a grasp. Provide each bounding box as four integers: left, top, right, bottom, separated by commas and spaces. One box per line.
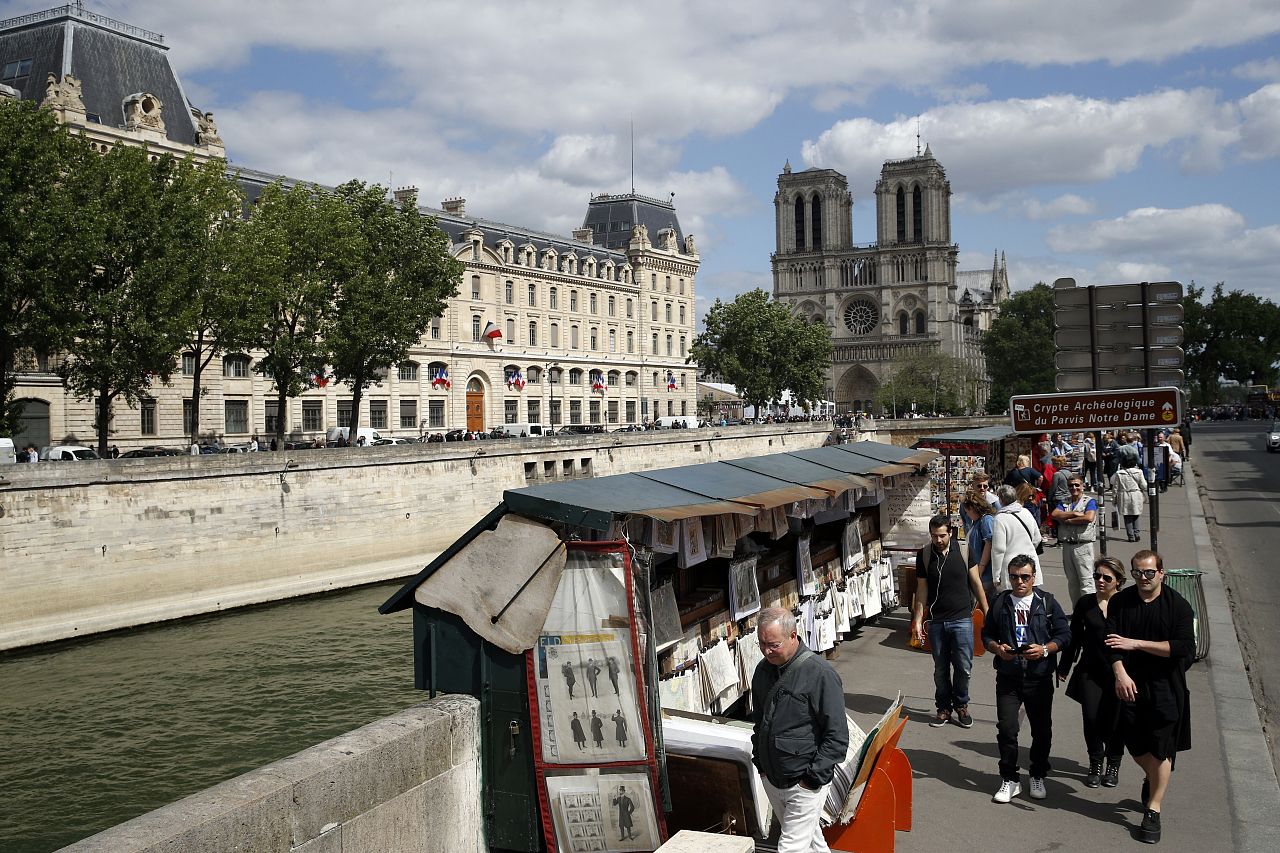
1236, 84, 1280, 161
1026, 194, 1097, 220
1233, 57, 1280, 81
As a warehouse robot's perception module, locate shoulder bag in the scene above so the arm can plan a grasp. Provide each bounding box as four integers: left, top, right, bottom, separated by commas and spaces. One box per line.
1011, 510, 1044, 555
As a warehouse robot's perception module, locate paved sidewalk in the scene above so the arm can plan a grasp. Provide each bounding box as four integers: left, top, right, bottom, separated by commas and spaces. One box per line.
827, 464, 1280, 851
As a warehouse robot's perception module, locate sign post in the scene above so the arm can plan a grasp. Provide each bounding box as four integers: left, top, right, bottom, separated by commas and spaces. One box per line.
1009, 388, 1182, 434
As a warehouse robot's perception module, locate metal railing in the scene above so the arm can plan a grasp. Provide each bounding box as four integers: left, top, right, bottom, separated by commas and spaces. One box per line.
0, 4, 164, 45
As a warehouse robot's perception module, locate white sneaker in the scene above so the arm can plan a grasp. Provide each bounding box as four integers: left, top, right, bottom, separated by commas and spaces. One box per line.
993, 779, 1021, 803
1029, 777, 1047, 800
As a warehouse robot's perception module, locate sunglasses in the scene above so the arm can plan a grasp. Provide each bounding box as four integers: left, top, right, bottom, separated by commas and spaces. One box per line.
1092, 573, 1116, 582
1069, 483, 1084, 488
1132, 568, 1160, 580
1009, 573, 1034, 582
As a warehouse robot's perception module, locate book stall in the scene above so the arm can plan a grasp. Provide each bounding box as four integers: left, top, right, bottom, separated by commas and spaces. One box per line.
380, 440, 937, 852
913, 426, 1039, 530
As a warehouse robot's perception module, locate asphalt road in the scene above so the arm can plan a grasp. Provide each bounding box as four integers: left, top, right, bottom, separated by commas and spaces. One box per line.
1189, 419, 1280, 772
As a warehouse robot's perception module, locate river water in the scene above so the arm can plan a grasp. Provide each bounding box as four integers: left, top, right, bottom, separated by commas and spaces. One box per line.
0, 581, 421, 852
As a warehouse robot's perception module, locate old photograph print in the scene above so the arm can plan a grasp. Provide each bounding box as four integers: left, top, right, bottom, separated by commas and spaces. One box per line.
537, 632, 646, 764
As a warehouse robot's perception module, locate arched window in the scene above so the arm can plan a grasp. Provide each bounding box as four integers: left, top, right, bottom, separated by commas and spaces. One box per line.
589, 328, 598, 350
589, 292, 598, 314
427, 361, 450, 391
608, 329, 616, 351
794, 196, 806, 250
679, 278, 685, 295
665, 334, 673, 356
912, 185, 923, 241
651, 301, 658, 321
608, 370, 621, 389
899, 312, 909, 335
471, 275, 481, 300
528, 321, 538, 346
895, 186, 906, 243
467, 377, 483, 393
569, 368, 583, 385
665, 303, 672, 323
625, 371, 638, 387
398, 361, 420, 381
915, 311, 926, 334
549, 287, 558, 309
811, 194, 822, 248
679, 336, 686, 356
651, 333, 658, 353
549, 367, 562, 385
625, 298, 633, 318
607, 295, 615, 316
222, 354, 250, 378
679, 305, 685, 324
527, 283, 536, 306
527, 366, 542, 384
570, 290, 579, 311
652, 371, 660, 387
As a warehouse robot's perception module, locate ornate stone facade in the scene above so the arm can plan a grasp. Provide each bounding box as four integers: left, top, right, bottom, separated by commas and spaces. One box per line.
771, 148, 1009, 414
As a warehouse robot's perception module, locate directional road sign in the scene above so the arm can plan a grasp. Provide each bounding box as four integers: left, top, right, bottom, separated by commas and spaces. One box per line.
1055, 369, 1184, 392
1055, 304, 1184, 329
1010, 387, 1182, 433
1052, 281, 1183, 309
1054, 325, 1184, 350
1055, 348, 1185, 371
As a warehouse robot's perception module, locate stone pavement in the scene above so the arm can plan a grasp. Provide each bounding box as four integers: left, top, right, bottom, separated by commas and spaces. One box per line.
826, 463, 1280, 852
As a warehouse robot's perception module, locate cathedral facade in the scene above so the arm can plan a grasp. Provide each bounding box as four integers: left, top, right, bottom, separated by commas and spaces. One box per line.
771, 149, 1008, 414
1, 4, 697, 449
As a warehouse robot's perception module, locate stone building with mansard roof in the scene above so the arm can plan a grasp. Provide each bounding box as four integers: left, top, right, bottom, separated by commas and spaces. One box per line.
2, 3, 698, 449
771, 148, 1009, 415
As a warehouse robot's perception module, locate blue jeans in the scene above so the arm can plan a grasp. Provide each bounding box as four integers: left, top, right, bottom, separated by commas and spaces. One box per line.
929, 619, 974, 712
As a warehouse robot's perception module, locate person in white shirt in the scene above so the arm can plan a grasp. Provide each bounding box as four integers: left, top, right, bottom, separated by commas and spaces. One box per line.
990, 485, 1043, 591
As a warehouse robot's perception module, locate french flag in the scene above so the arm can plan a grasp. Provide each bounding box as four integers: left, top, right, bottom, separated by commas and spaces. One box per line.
666, 371, 677, 390
483, 321, 502, 340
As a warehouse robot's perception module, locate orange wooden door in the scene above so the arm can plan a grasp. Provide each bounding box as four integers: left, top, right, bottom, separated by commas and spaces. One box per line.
466, 391, 484, 431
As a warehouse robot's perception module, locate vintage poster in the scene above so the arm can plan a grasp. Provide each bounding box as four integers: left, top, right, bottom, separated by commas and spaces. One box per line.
537, 631, 646, 764
728, 556, 762, 620
657, 671, 704, 714
650, 582, 683, 652
649, 519, 678, 554
841, 518, 865, 576
698, 639, 737, 702
554, 786, 607, 853
795, 532, 817, 596
599, 773, 662, 852
736, 628, 765, 689
677, 518, 706, 569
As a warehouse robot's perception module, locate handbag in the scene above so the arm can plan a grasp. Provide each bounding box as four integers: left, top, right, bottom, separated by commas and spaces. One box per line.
1012, 511, 1044, 555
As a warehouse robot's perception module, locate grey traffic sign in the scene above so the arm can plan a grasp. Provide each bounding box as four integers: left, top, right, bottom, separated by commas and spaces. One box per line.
1055, 304, 1183, 329
1055, 369, 1184, 392
1054, 325, 1184, 349
1052, 281, 1183, 309
1055, 348, 1185, 371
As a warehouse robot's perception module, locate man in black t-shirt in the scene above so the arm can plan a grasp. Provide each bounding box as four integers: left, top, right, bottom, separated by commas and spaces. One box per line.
912, 515, 990, 728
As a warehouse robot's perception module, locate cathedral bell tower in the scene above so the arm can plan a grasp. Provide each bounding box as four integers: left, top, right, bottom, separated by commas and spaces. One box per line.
874, 144, 951, 246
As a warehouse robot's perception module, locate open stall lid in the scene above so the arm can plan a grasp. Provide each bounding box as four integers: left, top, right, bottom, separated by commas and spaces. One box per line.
838, 440, 939, 468
720, 454, 875, 496
912, 425, 1017, 453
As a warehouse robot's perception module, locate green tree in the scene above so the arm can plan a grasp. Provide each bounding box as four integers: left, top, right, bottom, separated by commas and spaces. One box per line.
237, 181, 355, 444
58, 146, 202, 453
689, 289, 832, 414
982, 282, 1056, 412
0, 99, 97, 435
164, 157, 253, 443
1181, 281, 1215, 405
325, 182, 462, 437
875, 349, 978, 415
1183, 282, 1280, 402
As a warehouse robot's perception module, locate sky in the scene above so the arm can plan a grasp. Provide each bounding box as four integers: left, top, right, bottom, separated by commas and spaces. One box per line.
12, 0, 1280, 317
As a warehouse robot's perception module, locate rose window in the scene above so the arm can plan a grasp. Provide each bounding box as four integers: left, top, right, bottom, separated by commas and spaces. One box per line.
843, 298, 879, 336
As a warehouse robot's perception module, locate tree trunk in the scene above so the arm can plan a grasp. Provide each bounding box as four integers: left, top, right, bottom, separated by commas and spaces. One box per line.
96, 381, 110, 455
190, 329, 207, 444
348, 380, 364, 445
274, 385, 288, 447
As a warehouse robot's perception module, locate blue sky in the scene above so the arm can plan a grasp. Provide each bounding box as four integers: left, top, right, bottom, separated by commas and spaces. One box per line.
16, 1, 1280, 314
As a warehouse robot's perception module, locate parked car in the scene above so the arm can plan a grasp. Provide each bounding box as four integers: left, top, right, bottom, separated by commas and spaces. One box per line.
40, 445, 101, 461
120, 446, 181, 458
1266, 420, 1280, 452
613, 424, 644, 433
444, 429, 468, 442
372, 437, 417, 446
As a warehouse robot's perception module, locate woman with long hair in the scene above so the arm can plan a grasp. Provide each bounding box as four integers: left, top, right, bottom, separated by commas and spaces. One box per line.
961, 495, 998, 602
1057, 556, 1128, 787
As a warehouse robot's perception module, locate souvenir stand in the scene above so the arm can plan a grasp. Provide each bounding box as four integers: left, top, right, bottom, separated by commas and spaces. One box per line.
380, 439, 938, 852
912, 426, 1037, 524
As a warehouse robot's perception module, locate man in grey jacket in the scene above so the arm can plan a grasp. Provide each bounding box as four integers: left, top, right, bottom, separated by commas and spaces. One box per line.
751, 607, 849, 853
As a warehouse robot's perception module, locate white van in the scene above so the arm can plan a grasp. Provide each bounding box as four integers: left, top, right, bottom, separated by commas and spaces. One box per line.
326, 426, 383, 446
0, 437, 15, 465
655, 416, 697, 429
41, 445, 101, 461
493, 422, 545, 438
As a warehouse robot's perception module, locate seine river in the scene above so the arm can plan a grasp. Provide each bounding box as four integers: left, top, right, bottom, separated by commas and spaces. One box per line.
0, 581, 422, 852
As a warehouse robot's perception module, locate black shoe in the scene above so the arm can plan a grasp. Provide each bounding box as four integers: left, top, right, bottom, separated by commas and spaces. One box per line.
930, 709, 951, 728
1103, 758, 1120, 787
955, 705, 973, 728
1085, 758, 1103, 788
1138, 809, 1161, 844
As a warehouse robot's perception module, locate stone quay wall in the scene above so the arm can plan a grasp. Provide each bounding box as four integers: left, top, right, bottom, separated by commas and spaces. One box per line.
59, 695, 483, 853
0, 424, 835, 650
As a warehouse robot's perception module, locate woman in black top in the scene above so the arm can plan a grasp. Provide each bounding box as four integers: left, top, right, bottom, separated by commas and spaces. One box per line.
1057, 556, 1127, 787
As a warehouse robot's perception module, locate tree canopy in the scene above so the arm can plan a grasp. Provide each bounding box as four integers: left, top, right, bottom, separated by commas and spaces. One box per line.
689, 289, 833, 413
981, 282, 1056, 412
875, 349, 980, 416
1183, 281, 1280, 403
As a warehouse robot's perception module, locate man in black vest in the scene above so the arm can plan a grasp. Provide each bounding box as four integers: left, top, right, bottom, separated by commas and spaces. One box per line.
751, 607, 849, 853
912, 515, 990, 728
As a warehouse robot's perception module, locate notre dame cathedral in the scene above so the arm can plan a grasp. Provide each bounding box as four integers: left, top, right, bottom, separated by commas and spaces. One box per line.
771, 147, 1009, 414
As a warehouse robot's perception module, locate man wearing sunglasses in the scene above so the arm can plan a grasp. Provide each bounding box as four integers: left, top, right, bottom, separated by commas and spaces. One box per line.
1051, 475, 1098, 606
981, 554, 1071, 804
1104, 550, 1195, 844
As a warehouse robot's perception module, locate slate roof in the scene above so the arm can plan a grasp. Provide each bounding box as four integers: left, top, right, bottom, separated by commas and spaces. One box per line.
582, 192, 687, 253
0, 4, 200, 146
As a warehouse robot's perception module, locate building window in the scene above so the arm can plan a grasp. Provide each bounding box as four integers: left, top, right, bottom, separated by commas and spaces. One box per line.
181, 353, 196, 376
506, 318, 515, 342
505, 399, 518, 424
430, 318, 441, 340
896, 186, 906, 243
652, 371, 660, 387
183, 399, 196, 435
651, 301, 657, 321
794, 196, 806, 250
913, 185, 923, 241
666, 335, 673, 356
265, 401, 280, 435
680, 372, 687, 389
679, 305, 685, 324
667, 400, 674, 416
224, 400, 249, 434
679, 278, 685, 295
570, 325, 579, 349
915, 310, 926, 334
680, 336, 686, 356
140, 398, 157, 436
527, 366, 541, 384
589, 399, 601, 424
570, 290, 579, 311
549, 367, 562, 385
1, 59, 33, 81
550, 323, 560, 347
625, 400, 636, 422
681, 400, 688, 416
607, 295, 615, 316
337, 399, 352, 426
400, 399, 417, 429
651, 333, 658, 353
569, 368, 583, 385
811, 195, 823, 248
428, 399, 445, 428
303, 401, 322, 432
626, 299, 633, 318
590, 328, 598, 350
472, 275, 481, 300
608, 329, 616, 352
472, 314, 482, 341
529, 321, 538, 346
899, 312, 909, 335
528, 283, 536, 306
651, 273, 658, 291
527, 400, 541, 423
550, 399, 562, 425
223, 355, 250, 378
626, 331, 634, 353
569, 400, 582, 424
665, 303, 672, 323
504, 281, 514, 304
369, 400, 388, 430
589, 292, 597, 314
398, 361, 419, 381
549, 287, 558, 309
624, 371, 637, 387
665, 276, 671, 293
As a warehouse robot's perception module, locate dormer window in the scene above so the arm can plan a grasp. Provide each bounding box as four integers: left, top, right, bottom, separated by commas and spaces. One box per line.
1, 59, 32, 81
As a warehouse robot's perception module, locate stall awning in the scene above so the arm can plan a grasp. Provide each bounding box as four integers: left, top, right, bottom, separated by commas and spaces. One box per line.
720, 454, 875, 496
912, 426, 1018, 453
838, 440, 939, 468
